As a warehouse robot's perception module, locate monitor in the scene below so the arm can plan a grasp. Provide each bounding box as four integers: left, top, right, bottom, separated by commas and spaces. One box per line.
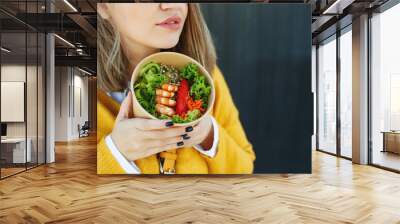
1, 123, 7, 137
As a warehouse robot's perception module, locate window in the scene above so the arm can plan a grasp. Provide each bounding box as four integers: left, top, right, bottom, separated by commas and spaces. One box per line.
317, 26, 353, 159
370, 3, 400, 171
0, 1, 47, 179
339, 28, 352, 158
390, 75, 400, 130
317, 36, 337, 154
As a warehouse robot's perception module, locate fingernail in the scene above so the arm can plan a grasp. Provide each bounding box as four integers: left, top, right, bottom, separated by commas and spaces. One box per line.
177, 141, 184, 146
165, 121, 174, 127
185, 126, 193, 132
182, 134, 190, 140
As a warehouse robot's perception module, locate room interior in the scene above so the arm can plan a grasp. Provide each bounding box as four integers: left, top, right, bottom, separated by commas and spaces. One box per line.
0, 0, 96, 178
0, 29, 46, 177
0, 0, 399, 222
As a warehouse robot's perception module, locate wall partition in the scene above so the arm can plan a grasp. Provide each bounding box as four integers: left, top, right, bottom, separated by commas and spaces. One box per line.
0, 1, 46, 179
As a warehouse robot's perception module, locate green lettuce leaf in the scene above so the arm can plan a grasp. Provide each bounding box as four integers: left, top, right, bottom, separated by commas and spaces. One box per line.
180, 63, 211, 108
172, 109, 201, 123
134, 62, 169, 116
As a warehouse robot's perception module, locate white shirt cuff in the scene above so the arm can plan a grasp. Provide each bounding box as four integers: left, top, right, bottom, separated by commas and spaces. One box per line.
194, 116, 219, 158
105, 135, 141, 174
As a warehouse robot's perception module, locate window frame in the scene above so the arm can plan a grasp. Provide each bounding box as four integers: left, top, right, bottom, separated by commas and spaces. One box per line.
315, 24, 353, 161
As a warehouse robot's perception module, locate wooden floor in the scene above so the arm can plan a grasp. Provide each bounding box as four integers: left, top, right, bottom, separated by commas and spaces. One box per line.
0, 167, 26, 178
1, 163, 44, 178
372, 150, 400, 171
0, 135, 400, 223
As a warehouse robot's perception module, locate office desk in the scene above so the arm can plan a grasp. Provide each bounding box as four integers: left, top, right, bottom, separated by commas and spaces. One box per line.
1, 138, 31, 163
381, 131, 400, 154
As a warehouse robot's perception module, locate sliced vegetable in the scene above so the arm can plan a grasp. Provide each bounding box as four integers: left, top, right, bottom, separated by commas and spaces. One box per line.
187, 97, 204, 112
176, 79, 189, 116
180, 63, 210, 108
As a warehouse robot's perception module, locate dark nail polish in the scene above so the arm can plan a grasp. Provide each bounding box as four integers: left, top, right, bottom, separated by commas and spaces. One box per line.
182, 134, 190, 140
177, 141, 184, 147
124, 88, 129, 96
185, 126, 193, 132
165, 121, 174, 127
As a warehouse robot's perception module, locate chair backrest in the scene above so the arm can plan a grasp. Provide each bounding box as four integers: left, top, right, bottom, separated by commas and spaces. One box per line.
82, 121, 90, 129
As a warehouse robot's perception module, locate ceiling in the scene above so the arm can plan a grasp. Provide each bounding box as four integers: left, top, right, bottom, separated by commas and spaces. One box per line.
0, 0, 97, 74
310, 0, 391, 43
0, 0, 395, 75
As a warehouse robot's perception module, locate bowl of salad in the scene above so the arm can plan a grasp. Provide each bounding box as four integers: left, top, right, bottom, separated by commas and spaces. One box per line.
130, 52, 215, 126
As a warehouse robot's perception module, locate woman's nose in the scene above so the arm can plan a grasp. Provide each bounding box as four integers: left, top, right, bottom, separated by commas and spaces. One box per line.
159, 3, 186, 11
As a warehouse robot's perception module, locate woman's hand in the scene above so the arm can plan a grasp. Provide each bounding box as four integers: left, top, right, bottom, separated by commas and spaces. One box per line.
111, 91, 192, 161
188, 115, 214, 150
110, 91, 213, 161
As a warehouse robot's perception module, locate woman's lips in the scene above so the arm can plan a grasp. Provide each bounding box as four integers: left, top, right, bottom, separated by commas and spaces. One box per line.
156, 16, 182, 31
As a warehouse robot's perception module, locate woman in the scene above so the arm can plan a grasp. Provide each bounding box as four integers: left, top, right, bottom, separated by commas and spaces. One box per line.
97, 3, 255, 174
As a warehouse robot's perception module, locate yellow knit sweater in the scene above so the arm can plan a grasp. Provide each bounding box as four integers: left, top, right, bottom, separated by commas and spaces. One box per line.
97, 66, 256, 174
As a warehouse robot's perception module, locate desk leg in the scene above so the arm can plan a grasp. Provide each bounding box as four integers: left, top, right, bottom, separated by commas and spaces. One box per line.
382, 133, 386, 153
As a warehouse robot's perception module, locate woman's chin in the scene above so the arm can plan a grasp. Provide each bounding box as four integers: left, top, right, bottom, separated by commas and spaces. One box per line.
154, 38, 180, 49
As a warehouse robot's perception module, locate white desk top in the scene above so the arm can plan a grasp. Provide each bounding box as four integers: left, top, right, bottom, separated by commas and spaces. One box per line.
1, 138, 27, 143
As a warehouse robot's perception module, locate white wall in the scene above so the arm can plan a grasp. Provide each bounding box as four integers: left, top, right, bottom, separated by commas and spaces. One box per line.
55, 66, 69, 141
1, 65, 26, 132
72, 73, 89, 138
1, 65, 40, 138
54, 67, 89, 141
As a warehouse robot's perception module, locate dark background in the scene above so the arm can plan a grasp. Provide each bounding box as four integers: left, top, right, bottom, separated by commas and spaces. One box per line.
201, 4, 313, 173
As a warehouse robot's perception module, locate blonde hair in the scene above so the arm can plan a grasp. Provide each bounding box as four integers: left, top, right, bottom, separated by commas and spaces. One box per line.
97, 4, 217, 92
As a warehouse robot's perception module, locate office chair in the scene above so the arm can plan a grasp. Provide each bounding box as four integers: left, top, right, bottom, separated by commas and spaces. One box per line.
78, 121, 90, 138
